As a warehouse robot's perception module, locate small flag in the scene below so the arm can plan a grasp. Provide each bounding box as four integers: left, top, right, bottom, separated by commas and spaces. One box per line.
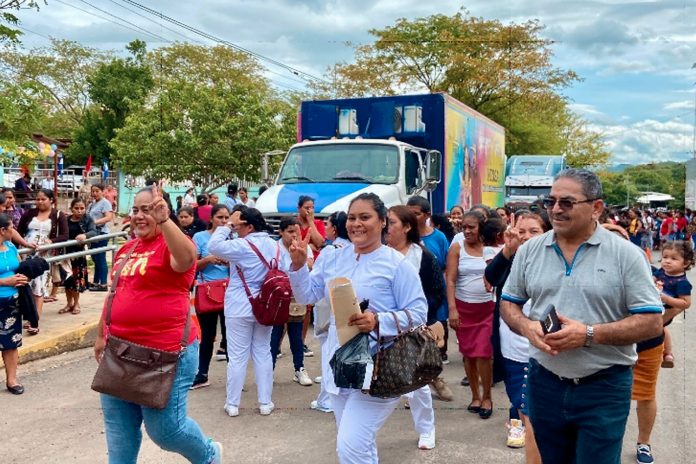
103, 159, 109, 180
85, 154, 93, 174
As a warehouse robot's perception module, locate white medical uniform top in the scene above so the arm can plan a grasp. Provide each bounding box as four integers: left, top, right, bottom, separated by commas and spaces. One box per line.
288, 243, 427, 394
208, 228, 279, 318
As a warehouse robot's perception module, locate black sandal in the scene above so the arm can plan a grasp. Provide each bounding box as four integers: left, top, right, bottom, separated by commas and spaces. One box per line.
6, 383, 24, 395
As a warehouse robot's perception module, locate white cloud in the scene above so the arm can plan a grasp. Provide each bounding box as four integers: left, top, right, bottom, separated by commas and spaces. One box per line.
599, 118, 694, 164
664, 100, 695, 111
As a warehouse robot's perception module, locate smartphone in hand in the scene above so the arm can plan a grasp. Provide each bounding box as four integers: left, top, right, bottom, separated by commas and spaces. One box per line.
540, 304, 562, 334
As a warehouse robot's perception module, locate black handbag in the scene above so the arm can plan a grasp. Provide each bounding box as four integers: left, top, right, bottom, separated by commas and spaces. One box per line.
91, 242, 191, 409
369, 309, 443, 399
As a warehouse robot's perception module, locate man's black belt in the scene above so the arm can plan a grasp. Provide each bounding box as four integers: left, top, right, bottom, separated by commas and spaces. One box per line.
531, 358, 631, 385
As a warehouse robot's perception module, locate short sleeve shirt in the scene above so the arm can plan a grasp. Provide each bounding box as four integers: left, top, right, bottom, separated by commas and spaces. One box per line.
106, 234, 198, 351
421, 229, 449, 270
87, 198, 113, 234
193, 230, 229, 282
502, 224, 662, 378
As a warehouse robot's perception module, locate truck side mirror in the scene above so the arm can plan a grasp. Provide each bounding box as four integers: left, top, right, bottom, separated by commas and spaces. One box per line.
425, 150, 442, 192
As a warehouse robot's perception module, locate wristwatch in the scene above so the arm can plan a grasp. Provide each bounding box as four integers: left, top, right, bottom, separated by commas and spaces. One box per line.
584, 325, 594, 348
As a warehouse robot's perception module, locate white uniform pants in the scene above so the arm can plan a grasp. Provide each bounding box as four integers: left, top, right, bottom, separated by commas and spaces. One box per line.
405, 385, 435, 434
315, 334, 332, 408
332, 389, 400, 464
225, 316, 273, 407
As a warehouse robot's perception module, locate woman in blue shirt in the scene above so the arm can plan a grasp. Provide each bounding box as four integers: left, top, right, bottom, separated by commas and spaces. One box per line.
190, 204, 231, 390
0, 213, 29, 395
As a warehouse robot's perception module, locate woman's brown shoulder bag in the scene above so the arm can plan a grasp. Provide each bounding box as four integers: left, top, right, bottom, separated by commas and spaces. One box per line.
369, 309, 443, 399
91, 242, 191, 409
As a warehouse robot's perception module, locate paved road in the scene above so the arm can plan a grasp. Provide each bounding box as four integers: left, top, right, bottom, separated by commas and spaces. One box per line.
4, 307, 696, 464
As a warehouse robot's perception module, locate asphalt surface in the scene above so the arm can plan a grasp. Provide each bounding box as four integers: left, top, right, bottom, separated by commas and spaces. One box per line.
4, 303, 696, 464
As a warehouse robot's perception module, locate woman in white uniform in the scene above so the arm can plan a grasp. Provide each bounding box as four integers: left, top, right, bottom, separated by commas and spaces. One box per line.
385, 205, 447, 451
287, 193, 428, 464
208, 206, 278, 417
311, 211, 351, 413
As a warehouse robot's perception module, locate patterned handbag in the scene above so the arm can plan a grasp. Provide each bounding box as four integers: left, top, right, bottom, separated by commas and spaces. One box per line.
369, 309, 443, 398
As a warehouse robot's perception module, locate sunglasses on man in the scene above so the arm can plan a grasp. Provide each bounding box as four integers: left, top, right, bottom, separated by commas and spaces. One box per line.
542, 197, 599, 211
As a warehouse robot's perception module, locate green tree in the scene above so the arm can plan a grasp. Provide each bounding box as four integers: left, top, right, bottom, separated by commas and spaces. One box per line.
0, 38, 109, 132
598, 162, 685, 208
68, 40, 154, 165
311, 11, 610, 164
111, 44, 295, 192
0, 1, 45, 44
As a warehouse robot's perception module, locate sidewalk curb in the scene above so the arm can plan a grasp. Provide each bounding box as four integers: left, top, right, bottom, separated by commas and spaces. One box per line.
0, 321, 100, 369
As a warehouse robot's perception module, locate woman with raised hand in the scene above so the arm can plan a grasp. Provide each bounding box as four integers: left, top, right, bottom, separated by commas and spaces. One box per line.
208, 206, 278, 417
287, 192, 427, 464
93, 186, 221, 464
485, 211, 547, 461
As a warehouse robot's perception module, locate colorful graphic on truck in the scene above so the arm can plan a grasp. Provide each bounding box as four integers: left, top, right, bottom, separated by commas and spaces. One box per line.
445, 100, 505, 211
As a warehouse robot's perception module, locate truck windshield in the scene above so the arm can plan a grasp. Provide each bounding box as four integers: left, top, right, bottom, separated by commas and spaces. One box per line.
278, 144, 399, 184
508, 187, 551, 197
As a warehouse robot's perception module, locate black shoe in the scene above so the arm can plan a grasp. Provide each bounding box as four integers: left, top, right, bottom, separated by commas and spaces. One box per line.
479, 400, 493, 419
215, 349, 227, 361
190, 374, 209, 390
467, 401, 481, 413
460, 376, 470, 386
7, 383, 24, 395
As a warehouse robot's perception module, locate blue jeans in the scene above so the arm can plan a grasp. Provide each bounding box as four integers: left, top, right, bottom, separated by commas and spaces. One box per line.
100, 340, 214, 464
91, 239, 108, 285
528, 358, 632, 464
270, 321, 304, 371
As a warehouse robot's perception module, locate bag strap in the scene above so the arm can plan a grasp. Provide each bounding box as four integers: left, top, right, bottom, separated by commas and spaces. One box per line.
244, 238, 271, 270
104, 241, 139, 328
235, 265, 254, 302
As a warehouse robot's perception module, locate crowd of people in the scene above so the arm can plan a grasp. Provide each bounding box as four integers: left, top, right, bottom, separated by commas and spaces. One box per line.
2, 170, 691, 464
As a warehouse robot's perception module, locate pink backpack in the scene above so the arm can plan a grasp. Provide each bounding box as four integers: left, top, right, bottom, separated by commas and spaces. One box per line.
236, 240, 292, 326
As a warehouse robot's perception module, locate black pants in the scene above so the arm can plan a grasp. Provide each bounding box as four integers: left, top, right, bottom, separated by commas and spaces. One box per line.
197, 311, 227, 377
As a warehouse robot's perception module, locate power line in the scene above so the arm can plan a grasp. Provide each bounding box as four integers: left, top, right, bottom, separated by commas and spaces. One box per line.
108, 0, 204, 45
51, 0, 170, 44
120, 0, 326, 84
74, 0, 172, 43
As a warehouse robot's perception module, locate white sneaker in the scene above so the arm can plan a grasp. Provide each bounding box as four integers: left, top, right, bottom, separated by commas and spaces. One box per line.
310, 400, 333, 413
314, 376, 322, 384
224, 405, 239, 417
506, 419, 525, 448
210, 441, 223, 464
259, 402, 275, 416
294, 367, 313, 386
418, 429, 436, 450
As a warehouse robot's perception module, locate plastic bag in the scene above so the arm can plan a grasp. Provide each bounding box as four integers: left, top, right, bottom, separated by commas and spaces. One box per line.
330, 333, 373, 390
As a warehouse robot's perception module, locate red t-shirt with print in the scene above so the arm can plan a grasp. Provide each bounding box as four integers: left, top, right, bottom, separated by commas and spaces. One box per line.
104, 233, 198, 352
300, 219, 326, 260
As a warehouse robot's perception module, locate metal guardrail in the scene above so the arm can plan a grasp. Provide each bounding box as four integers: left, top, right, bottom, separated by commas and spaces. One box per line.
18, 231, 127, 255
44, 245, 118, 263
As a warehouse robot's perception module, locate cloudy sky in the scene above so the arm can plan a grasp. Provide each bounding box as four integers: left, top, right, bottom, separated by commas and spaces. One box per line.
14, 0, 696, 165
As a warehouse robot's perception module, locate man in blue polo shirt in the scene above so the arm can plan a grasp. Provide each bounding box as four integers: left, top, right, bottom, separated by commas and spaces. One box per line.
501, 168, 662, 464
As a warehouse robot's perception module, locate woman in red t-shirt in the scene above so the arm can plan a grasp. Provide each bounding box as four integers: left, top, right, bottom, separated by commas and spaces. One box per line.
297, 195, 325, 259
93, 187, 222, 463
296, 196, 326, 353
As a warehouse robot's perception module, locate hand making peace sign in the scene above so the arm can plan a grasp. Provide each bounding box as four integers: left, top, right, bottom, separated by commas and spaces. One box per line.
289, 232, 312, 271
